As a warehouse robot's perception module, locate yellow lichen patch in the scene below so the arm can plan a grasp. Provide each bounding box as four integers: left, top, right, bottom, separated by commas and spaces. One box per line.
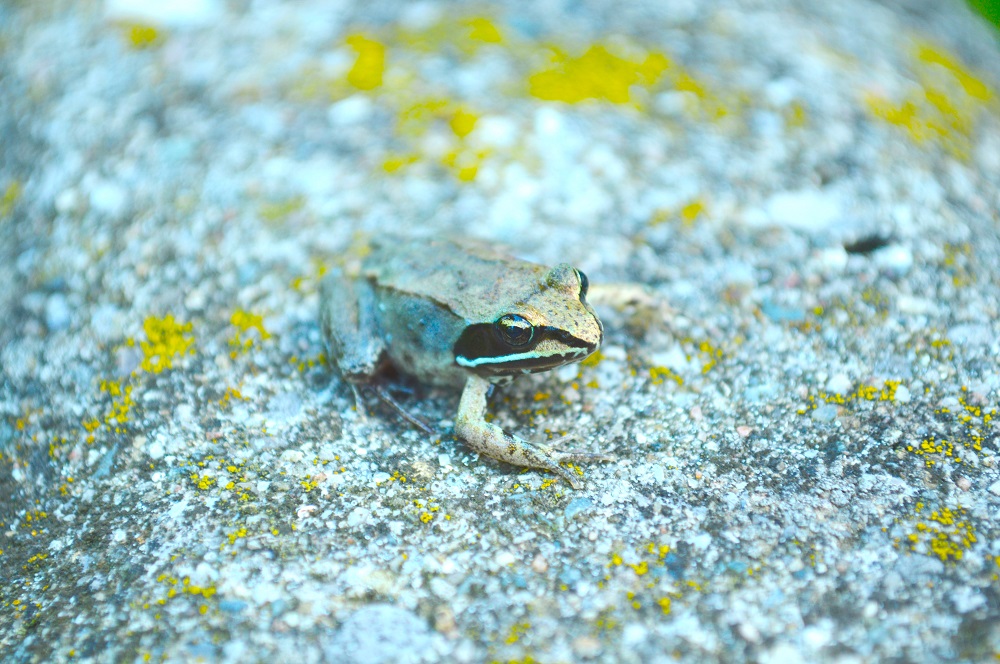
784, 100, 808, 128
47, 434, 71, 460
123, 23, 160, 49
441, 147, 490, 182
896, 502, 978, 563
670, 69, 731, 119
96, 379, 135, 435
149, 573, 217, 614
695, 339, 723, 374
382, 152, 420, 173
290, 258, 329, 294
289, 352, 327, 373
345, 34, 385, 90
942, 241, 973, 287
860, 285, 891, 319
649, 365, 683, 387
797, 379, 906, 415
906, 387, 996, 467
807, 288, 891, 330
396, 14, 505, 55
223, 527, 248, 551
396, 97, 450, 135
865, 41, 995, 160
382, 97, 492, 181
580, 350, 604, 369
449, 107, 479, 137
259, 195, 305, 223
680, 199, 706, 226
133, 315, 195, 373
915, 43, 992, 102
25, 552, 49, 567
14, 407, 44, 432
592, 607, 620, 634
463, 17, 504, 44
649, 197, 707, 228
190, 473, 216, 490
18, 509, 48, 539
528, 44, 669, 105
231, 310, 270, 340
1, 180, 22, 217
601, 542, 686, 623
229, 309, 271, 357
217, 386, 247, 409
181, 577, 217, 600
504, 621, 531, 645
628, 560, 649, 576
413, 498, 443, 524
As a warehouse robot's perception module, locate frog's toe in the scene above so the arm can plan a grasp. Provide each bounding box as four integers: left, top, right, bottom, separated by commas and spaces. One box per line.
552, 466, 582, 490
561, 452, 618, 463
550, 449, 616, 464
546, 433, 577, 448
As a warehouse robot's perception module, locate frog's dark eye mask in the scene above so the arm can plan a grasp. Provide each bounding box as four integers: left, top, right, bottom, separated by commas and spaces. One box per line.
454, 316, 595, 376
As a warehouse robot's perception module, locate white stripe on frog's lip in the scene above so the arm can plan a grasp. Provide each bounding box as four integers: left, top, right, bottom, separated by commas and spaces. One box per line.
456, 346, 589, 368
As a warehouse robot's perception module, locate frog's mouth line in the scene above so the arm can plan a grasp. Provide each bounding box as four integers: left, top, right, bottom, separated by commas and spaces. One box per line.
456, 347, 591, 372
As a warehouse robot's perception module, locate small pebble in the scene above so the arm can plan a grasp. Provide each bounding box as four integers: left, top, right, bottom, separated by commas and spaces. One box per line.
45, 293, 71, 331
763, 188, 842, 231
88, 180, 129, 218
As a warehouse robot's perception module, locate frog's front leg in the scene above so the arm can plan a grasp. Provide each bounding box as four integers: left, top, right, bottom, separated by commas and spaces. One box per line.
455, 375, 611, 490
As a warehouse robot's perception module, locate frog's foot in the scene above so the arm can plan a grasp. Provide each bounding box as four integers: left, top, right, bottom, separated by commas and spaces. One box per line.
371, 383, 435, 435
455, 375, 611, 489
458, 421, 586, 489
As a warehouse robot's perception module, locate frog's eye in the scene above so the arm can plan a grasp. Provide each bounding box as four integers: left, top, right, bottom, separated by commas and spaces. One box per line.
495, 314, 534, 347
575, 269, 589, 299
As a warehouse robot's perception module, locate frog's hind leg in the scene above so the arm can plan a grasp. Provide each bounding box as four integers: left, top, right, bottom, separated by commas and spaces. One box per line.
371, 384, 434, 435
320, 273, 435, 435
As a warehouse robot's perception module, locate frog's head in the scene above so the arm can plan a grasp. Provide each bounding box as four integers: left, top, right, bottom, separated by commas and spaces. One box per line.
454, 263, 603, 378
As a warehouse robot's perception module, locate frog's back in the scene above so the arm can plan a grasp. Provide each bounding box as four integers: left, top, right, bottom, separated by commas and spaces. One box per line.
363, 237, 548, 321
